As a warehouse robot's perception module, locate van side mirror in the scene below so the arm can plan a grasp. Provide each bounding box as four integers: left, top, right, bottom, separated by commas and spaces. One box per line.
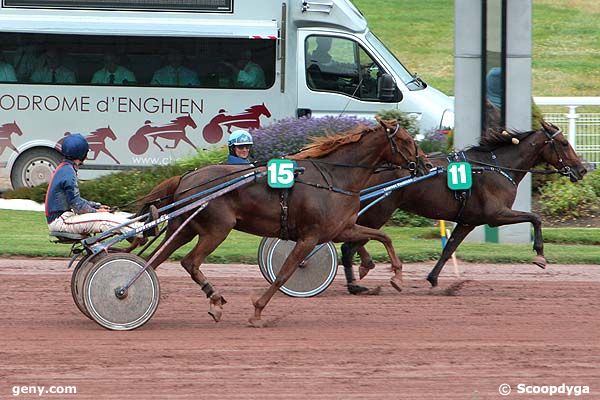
378, 73, 401, 102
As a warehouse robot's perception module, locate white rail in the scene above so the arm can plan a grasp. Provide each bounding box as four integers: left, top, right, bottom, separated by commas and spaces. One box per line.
534, 97, 600, 166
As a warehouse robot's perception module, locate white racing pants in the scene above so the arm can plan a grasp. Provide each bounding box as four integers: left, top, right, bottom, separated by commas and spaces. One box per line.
48, 211, 144, 237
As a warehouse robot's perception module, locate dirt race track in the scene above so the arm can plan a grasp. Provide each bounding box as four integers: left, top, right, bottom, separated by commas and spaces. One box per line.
1, 258, 599, 399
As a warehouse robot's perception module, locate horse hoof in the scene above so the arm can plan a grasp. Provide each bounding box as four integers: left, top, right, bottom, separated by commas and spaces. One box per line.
208, 306, 223, 322
390, 277, 403, 292
426, 275, 438, 288
533, 256, 547, 269
248, 317, 267, 328
358, 266, 371, 279
347, 283, 369, 295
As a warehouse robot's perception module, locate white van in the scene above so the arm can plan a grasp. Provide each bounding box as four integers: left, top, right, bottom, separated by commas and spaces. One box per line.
0, 0, 453, 188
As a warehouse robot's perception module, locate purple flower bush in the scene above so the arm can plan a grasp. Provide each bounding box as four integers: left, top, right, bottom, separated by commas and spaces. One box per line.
251, 115, 374, 163
419, 128, 451, 154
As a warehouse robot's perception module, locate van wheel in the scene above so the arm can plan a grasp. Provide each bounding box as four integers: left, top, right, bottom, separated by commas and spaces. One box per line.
10, 148, 62, 188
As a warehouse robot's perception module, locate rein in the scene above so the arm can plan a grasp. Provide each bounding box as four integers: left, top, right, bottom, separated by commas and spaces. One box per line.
114, 162, 266, 210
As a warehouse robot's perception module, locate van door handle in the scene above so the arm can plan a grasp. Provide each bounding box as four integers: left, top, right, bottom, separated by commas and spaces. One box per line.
297, 108, 312, 118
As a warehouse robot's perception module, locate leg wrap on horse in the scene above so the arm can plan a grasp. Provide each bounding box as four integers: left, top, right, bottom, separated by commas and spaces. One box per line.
200, 281, 215, 298
343, 264, 356, 285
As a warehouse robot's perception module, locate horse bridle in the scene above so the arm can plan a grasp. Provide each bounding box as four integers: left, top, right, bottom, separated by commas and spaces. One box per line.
541, 125, 573, 178
385, 124, 421, 174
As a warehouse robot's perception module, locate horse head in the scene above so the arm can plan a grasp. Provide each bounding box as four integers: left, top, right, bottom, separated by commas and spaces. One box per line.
176, 115, 197, 130
100, 126, 117, 141
376, 117, 430, 176
1, 121, 24, 137
539, 121, 586, 182
249, 103, 271, 118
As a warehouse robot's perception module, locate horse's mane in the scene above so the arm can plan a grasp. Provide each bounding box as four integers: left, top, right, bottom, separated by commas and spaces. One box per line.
246, 104, 263, 112
171, 115, 193, 124
90, 127, 110, 136
0, 122, 15, 129
289, 124, 376, 160
470, 128, 535, 152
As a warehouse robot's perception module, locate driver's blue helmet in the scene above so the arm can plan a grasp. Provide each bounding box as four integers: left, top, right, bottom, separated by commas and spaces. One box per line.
228, 130, 253, 147
61, 133, 89, 161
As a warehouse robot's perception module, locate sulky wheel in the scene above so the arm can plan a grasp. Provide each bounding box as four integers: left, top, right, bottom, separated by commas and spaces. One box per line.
265, 239, 338, 298
71, 250, 121, 320
257, 237, 278, 283
83, 253, 160, 331
71, 253, 99, 320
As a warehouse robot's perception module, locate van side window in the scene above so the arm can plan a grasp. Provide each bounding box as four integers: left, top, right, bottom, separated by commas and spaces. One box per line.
1, 33, 276, 89
305, 35, 387, 101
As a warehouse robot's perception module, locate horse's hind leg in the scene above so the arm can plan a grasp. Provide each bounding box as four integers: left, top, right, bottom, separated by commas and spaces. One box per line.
341, 241, 373, 295
250, 238, 318, 327
426, 223, 475, 287
180, 221, 235, 322
334, 225, 403, 291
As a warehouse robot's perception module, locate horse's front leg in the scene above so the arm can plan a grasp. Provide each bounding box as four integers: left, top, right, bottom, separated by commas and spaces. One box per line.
426, 223, 475, 287
250, 237, 318, 327
489, 209, 546, 268
334, 224, 403, 291
101, 148, 120, 164
180, 135, 198, 150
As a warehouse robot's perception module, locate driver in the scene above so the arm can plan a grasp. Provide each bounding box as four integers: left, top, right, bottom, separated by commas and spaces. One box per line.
45, 133, 146, 237
227, 130, 254, 165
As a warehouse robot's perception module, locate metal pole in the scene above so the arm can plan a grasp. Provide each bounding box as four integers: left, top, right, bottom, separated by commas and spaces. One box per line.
566, 105, 578, 150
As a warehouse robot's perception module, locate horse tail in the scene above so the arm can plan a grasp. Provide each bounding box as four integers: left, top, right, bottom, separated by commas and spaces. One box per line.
128, 132, 149, 155
136, 175, 182, 217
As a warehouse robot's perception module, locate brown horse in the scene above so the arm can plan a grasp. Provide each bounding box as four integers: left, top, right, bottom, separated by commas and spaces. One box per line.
341, 121, 587, 291
140, 119, 429, 326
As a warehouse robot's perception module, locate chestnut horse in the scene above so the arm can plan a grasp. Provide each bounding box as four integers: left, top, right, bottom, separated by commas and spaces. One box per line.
341, 121, 587, 291
140, 119, 429, 326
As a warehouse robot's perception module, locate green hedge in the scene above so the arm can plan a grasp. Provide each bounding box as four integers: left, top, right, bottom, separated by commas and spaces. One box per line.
3, 148, 228, 211
538, 169, 600, 219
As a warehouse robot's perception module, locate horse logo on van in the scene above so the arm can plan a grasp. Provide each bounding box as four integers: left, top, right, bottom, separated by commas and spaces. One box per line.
202, 103, 272, 144
128, 115, 198, 155
0, 121, 24, 156
57, 127, 121, 164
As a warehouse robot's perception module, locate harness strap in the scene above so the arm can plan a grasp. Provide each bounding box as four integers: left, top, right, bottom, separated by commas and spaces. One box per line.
295, 180, 358, 196
310, 160, 334, 189
279, 189, 290, 241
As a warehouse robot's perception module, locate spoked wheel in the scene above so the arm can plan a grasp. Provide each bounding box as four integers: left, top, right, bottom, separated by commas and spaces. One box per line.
83, 253, 160, 331
263, 238, 338, 298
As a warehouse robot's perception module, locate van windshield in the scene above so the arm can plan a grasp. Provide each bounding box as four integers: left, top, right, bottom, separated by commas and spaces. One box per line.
366, 32, 425, 91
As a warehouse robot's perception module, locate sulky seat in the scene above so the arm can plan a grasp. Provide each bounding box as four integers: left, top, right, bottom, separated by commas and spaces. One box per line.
49, 231, 88, 244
